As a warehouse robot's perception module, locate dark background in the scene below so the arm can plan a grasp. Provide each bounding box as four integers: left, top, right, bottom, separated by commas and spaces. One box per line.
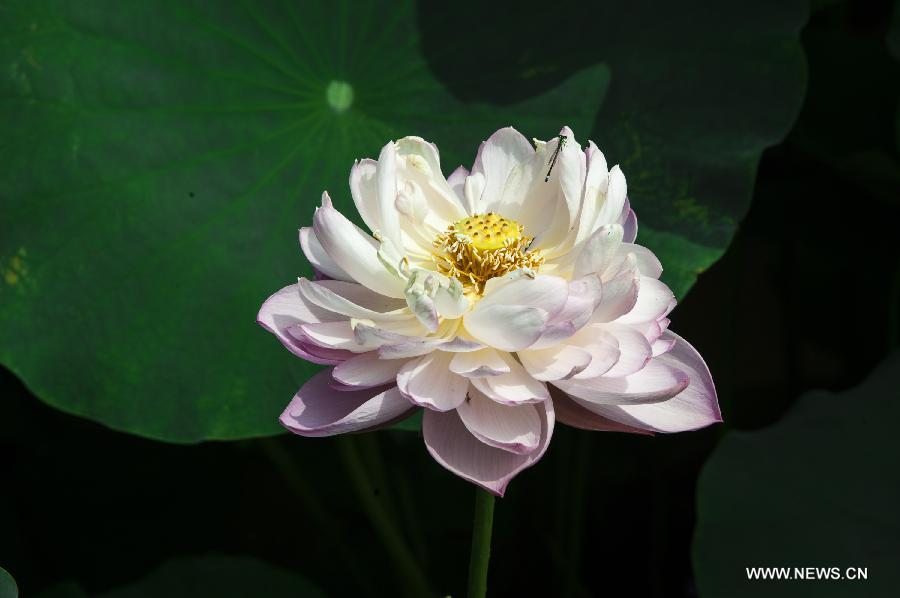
3, 0, 899, 596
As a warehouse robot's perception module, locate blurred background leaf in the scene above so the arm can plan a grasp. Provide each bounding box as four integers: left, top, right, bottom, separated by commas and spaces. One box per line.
419, 0, 808, 297
0, 0, 805, 442
0, 0, 606, 442
9, 1, 900, 597
693, 352, 900, 597
37, 555, 324, 598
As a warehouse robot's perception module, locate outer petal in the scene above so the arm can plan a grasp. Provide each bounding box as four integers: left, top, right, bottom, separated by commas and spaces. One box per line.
554, 360, 689, 405
332, 352, 409, 388
284, 331, 355, 364
396, 351, 469, 411
619, 198, 638, 243
423, 397, 555, 497
298, 278, 408, 322
561, 331, 720, 433
551, 389, 653, 435
312, 193, 405, 298
258, 283, 356, 363
301, 321, 378, 353
280, 371, 414, 436
299, 227, 353, 282
457, 387, 542, 454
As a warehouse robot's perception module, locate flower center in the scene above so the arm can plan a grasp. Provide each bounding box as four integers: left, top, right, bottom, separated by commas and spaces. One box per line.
432, 212, 544, 295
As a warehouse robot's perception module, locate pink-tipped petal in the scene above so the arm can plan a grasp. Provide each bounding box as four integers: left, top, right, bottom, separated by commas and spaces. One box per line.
396, 351, 469, 411
449, 348, 511, 378
619, 199, 638, 243
597, 323, 653, 378
616, 277, 676, 325
423, 398, 555, 497
300, 321, 373, 352
258, 284, 357, 362
551, 389, 653, 435
554, 360, 689, 406
561, 331, 720, 433
470, 352, 550, 405
518, 345, 593, 381
529, 275, 602, 349
332, 352, 409, 388
651, 337, 676, 356
570, 327, 621, 380
457, 386, 542, 454
280, 371, 414, 437
285, 329, 356, 365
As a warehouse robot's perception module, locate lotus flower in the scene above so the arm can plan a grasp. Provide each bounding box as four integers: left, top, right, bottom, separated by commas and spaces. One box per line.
258, 126, 720, 496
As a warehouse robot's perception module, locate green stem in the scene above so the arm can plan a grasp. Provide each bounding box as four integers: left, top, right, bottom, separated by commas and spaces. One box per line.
467, 487, 496, 598
336, 435, 432, 598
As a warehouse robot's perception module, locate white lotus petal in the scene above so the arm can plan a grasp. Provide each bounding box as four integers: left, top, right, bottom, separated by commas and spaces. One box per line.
519, 344, 593, 381
470, 352, 549, 405
457, 387, 542, 454
471, 127, 535, 215
616, 277, 676, 325
396, 351, 469, 411
449, 348, 512, 377
332, 352, 409, 388
567, 331, 720, 433
299, 227, 353, 282
375, 141, 402, 247
297, 278, 409, 322
312, 193, 405, 298
595, 164, 627, 226
555, 360, 689, 405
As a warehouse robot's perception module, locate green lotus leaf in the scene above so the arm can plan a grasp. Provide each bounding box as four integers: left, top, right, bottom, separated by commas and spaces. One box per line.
0, 0, 806, 441
693, 352, 900, 597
